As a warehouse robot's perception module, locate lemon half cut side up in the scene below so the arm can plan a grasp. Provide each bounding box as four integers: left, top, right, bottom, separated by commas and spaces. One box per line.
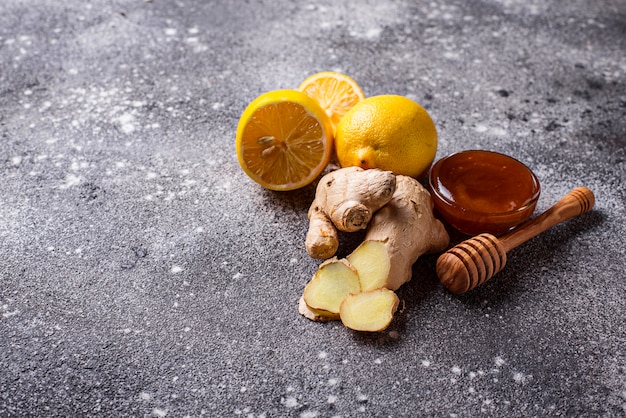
236, 90, 334, 191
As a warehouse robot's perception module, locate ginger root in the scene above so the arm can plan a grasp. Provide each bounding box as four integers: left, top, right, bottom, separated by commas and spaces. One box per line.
305, 166, 396, 259
300, 173, 450, 332
358, 175, 450, 291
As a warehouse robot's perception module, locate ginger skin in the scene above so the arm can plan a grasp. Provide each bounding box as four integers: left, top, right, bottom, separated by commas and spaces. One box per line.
305, 167, 396, 259
298, 296, 339, 322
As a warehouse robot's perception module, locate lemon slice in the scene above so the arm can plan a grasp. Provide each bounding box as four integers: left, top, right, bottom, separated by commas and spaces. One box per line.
298, 71, 365, 133
236, 90, 333, 191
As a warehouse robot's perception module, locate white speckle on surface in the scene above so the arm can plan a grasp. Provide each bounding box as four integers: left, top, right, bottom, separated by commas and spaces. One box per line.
357, 393, 368, 403
60, 174, 82, 189
451, 366, 462, 375
289, 257, 298, 264
300, 411, 318, 418
118, 113, 136, 134
491, 127, 508, 137
165, 28, 177, 36
318, 351, 328, 359
475, 124, 488, 133
171, 265, 183, 274
2, 307, 19, 319
195, 226, 205, 233
233, 272, 243, 279
152, 408, 167, 417
188, 27, 199, 34
212, 102, 224, 110
365, 27, 382, 39
421, 359, 431, 367
11, 156, 22, 166
183, 326, 191, 332
282, 396, 299, 408
494, 356, 506, 367
328, 378, 338, 386
139, 391, 151, 401
374, 358, 382, 364
327, 395, 338, 404
513, 371, 532, 384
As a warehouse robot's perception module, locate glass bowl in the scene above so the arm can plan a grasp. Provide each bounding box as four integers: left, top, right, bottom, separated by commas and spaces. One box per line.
429, 150, 541, 236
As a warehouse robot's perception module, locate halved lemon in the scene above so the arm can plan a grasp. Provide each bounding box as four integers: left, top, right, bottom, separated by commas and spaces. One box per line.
236, 89, 333, 191
298, 71, 365, 133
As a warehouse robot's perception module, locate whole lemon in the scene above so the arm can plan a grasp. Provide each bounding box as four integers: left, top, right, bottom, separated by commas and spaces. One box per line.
335, 95, 437, 178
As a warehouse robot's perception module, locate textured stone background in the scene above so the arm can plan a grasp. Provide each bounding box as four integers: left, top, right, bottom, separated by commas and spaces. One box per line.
1, 1, 625, 416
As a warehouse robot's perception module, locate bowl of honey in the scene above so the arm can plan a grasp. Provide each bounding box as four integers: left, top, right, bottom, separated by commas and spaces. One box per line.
429, 150, 541, 236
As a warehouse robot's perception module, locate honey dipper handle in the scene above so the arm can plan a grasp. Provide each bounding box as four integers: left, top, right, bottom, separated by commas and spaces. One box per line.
499, 187, 595, 252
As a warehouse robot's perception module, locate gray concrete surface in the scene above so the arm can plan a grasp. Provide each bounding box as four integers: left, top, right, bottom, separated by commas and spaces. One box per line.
1, 0, 625, 417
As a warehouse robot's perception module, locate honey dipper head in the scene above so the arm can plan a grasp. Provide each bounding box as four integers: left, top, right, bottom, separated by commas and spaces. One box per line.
436, 252, 472, 294
436, 233, 507, 294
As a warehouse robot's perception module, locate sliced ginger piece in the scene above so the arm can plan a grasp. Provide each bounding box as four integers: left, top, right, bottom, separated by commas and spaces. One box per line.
303, 258, 361, 315
340, 288, 400, 332
346, 239, 391, 292
298, 296, 340, 322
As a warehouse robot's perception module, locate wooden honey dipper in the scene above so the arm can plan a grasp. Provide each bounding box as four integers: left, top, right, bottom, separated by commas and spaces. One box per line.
436, 187, 595, 294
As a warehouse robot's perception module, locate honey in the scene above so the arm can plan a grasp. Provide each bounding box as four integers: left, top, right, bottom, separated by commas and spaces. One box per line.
429, 150, 541, 236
